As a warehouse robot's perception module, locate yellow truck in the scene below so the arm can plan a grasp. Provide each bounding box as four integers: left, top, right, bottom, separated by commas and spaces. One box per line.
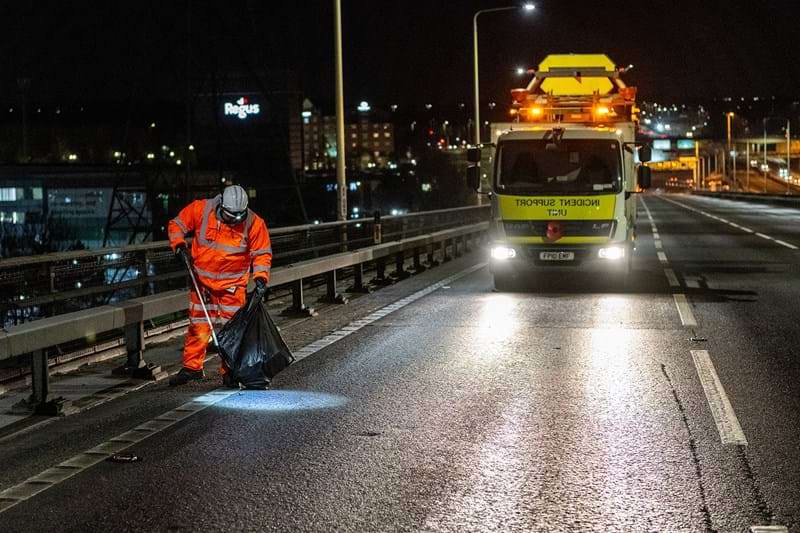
466, 54, 652, 290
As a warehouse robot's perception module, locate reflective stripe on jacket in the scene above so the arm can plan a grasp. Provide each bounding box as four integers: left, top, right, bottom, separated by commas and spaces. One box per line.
168, 195, 272, 290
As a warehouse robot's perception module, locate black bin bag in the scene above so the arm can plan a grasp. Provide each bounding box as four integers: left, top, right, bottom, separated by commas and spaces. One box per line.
217, 292, 295, 389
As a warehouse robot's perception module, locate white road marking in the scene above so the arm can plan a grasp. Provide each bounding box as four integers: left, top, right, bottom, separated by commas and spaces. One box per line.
657, 251, 668, 264
653, 232, 660, 239
773, 239, 799, 250
685, 278, 700, 289
673, 294, 697, 327
654, 240, 663, 249
691, 349, 748, 446
0, 261, 489, 514
661, 196, 798, 249
664, 268, 679, 287
750, 526, 789, 532
0, 389, 237, 513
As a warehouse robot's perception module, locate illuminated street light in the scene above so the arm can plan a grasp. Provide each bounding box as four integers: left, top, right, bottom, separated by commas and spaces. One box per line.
473, 3, 536, 144
515, 66, 526, 75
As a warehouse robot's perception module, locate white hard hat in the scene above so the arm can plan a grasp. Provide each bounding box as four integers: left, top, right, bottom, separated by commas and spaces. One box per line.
221, 185, 248, 215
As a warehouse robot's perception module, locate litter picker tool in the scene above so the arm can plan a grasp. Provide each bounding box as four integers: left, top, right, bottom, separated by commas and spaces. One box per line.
181, 253, 220, 348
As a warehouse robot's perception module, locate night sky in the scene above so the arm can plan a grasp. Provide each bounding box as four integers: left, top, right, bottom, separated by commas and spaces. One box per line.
4, 0, 800, 108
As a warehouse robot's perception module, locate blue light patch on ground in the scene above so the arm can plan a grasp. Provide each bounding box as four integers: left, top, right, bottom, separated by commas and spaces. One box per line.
216, 390, 349, 412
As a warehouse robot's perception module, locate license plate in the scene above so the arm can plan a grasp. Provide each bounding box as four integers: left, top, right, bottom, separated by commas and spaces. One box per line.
539, 251, 574, 261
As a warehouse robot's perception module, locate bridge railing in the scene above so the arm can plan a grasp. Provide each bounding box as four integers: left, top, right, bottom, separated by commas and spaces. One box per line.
1, 205, 489, 326
692, 190, 800, 205
0, 218, 490, 415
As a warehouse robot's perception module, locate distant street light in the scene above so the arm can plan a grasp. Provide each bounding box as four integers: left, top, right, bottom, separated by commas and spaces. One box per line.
473, 3, 535, 145
726, 112, 735, 190
515, 67, 526, 76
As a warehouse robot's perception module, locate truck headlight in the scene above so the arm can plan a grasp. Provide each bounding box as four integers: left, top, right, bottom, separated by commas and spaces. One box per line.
491, 246, 517, 260
598, 246, 625, 260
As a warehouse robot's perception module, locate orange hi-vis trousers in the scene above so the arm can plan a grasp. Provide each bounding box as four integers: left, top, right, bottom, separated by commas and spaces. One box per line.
184, 285, 246, 373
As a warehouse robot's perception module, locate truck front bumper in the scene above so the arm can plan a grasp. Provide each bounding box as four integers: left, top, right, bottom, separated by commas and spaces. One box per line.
489, 242, 632, 275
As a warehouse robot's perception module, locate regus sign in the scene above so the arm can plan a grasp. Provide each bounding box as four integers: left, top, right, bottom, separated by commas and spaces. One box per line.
224, 97, 260, 120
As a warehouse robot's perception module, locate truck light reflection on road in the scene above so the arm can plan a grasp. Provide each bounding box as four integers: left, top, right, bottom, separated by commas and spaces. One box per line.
478, 294, 519, 342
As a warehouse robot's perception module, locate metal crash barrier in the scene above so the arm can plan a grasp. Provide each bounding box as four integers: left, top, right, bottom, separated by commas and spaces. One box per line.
0, 220, 489, 415
692, 190, 800, 206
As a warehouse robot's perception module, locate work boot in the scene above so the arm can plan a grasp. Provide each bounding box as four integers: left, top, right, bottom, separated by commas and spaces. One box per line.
168, 368, 205, 386
222, 373, 240, 389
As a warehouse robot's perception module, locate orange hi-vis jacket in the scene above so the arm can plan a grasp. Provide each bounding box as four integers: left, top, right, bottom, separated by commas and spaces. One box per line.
168, 195, 272, 291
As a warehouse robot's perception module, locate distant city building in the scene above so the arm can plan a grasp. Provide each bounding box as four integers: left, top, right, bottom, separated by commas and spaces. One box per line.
301, 99, 395, 172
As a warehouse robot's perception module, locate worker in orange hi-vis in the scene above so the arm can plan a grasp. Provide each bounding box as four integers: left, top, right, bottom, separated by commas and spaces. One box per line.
167, 185, 272, 387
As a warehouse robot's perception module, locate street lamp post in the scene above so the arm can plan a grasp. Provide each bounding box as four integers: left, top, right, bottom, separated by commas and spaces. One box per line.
334, 0, 347, 227
726, 112, 734, 190
764, 118, 768, 193
473, 3, 535, 145
787, 119, 791, 194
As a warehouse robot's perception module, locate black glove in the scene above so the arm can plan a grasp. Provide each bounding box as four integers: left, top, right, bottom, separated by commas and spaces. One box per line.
254, 278, 268, 300
175, 243, 191, 268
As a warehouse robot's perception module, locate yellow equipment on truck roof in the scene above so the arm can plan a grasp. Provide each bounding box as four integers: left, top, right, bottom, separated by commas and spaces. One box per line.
509, 54, 638, 125
538, 54, 616, 96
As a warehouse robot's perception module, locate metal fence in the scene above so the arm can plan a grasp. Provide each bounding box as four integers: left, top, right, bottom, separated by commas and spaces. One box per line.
1, 206, 490, 326
692, 190, 800, 206
0, 219, 490, 414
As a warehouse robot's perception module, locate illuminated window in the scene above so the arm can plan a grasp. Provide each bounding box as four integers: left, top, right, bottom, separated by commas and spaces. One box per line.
0, 188, 17, 201
372, 133, 379, 138
384, 132, 391, 138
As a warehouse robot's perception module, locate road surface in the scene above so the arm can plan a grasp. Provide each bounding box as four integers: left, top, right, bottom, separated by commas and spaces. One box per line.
1, 193, 799, 532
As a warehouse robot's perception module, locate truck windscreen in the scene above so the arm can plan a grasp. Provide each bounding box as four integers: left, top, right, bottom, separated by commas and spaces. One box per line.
496, 139, 622, 195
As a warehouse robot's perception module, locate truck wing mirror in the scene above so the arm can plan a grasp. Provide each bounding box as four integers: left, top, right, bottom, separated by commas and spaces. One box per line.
637, 166, 652, 190
466, 165, 481, 191
467, 147, 482, 163
638, 144, 652, 163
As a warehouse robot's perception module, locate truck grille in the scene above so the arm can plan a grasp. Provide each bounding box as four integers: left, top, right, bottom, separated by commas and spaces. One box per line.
503, 220, 615, 238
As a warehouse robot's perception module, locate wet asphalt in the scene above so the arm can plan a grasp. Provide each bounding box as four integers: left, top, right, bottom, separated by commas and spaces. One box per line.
1, 193, 799, 532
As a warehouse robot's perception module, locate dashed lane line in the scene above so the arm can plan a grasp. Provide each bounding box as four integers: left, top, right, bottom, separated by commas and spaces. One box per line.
660, 196, 799, 250
641, 197, 701, 328
0, 262, 488, 515
691, 349, 748, 446
673, 294, 698, 327
664, 268, 679, 287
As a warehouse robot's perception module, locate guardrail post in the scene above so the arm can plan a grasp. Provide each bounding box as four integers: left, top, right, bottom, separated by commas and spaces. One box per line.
49, 265, 56, 293
373, 211, 382, 244
112, 321, 166, 381
412, 247, 426, 274
426, 244, 439, 268
109, 301, 166, 380
347, 263, 371, 293
322, 269, 349, 304
282, 279, 318, 317
442, 239, 453, 262
372, 258, 393, 287
393, 251, 410, 280
12, 349, 69, 416
455, 236, 464, 258
138, 250, 150, 296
